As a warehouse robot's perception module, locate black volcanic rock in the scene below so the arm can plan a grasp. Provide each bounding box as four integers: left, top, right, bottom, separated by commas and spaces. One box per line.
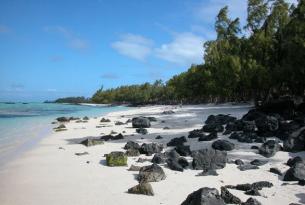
181, 187, 225, 205
212, 140, 235, 151
192, 149, 227, 170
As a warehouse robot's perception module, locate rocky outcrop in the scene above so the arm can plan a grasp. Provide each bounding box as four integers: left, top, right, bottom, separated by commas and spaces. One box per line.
105, 151, 127, 166
283, 127, 305, 152
80, 138, 104, 147
128, 183, 154, 196
100, 133, 124, 141
188, 129, 206, 138
167, 136, 187, 147
283, 161, 305, 181
259, 140, 281, 158
202, 124, 224, 133
198, 132, 217, 141
220, 186, 241, 204
124, 141, 140, 150
132, 117, 151, 128
140, 143, 163, 156
205, 114, 236, 125
125, 148, 140, 157
241, 198, 262, 205
181, 187, 225, 205
138, 163, 166, 182
212, 140, 235, 151
175, 145, 191, 156
100, 118, 111, 122
250, 159, 268, 166
136, 128, 148, 135
287, 156, 304, 167
255, 115, 279, 133
192, 149, 227, 170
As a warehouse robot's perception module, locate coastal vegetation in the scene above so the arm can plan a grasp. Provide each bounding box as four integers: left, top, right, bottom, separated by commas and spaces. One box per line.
52, 96, 90, 104
56, 0, 305, 105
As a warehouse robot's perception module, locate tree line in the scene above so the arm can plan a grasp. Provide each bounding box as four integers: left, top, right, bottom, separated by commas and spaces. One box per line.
63, 0, 305, 105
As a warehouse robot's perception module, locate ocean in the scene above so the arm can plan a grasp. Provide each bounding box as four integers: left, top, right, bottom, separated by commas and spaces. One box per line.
0, 102, 128, 165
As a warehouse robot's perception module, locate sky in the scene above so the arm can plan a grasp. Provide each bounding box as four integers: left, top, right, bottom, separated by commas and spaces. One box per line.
0, 0, 297, 102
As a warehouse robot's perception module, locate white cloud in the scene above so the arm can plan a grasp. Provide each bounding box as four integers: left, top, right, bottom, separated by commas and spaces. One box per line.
111, 33, 153, 61
195, 0, 248, 26
155, 32, 204, 65
44, 26, 89, 51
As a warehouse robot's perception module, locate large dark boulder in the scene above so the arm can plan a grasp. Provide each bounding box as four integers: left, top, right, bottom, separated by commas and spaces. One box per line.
276, 120, 301, 141
287, 156, 304, 167
100, 133, 124, 141
178, 157, 189, 168
205, 114, 236, 125
128, 182, 154, 196
242, 109, 266, 121
124, 141, 140, 150
283, 127, 305, 152
140, 143, 163, 156
136, 128, 148, 135
151, 153, 166, 164
192, 149, 227, 170
132, 117, 151, 128
167, 136, 187, 147
80, 138, 104, 147
269, 167, 282, 176
167, 158, 184, 172
283, 161, 305, 181
259, 140, 281, 158
202, 124, 224, 133
229, 132, 264, 144
125, 148, 140, 157
105, 151, 127, 166
227, 181, 273, 191
138, 163, 166, 182
225, 120, 244, 132
181, 187, 225, 205
189, 129, 206, 138
255, 116, 279, 133
175, 145, 192, 156
165, 149, 180, 160
242, 121, 257, 132
241, 198, 262, 205
56, 116, 70, 122
250, 159, 268, 166
212, 140, 235, 151
220, 186, 241, 204
258, 98, 295, 120
198, 132, 217, 141
197, 169, 218, 176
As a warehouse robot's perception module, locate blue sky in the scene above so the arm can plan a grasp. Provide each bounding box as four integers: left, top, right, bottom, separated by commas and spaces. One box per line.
0, 0, 296, 102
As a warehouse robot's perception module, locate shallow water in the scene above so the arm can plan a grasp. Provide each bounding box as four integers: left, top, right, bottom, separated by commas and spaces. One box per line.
0, 102, 128, 165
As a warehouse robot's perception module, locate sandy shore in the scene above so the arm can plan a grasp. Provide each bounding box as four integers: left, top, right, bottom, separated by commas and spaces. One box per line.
0, 105, 304, 205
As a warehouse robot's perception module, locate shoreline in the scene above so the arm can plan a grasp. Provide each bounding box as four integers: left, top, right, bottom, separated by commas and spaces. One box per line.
0, 104, 304, 205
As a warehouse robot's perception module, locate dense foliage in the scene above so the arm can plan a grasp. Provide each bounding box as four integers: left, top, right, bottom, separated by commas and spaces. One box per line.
54, 96, 90, 104
90, 0, 305, 105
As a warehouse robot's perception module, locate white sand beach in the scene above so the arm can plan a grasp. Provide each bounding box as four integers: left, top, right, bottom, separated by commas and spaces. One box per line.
0, 105, 304, 205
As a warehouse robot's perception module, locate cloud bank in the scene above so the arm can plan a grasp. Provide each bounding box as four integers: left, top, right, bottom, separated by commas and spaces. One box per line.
111, 33, 153, 61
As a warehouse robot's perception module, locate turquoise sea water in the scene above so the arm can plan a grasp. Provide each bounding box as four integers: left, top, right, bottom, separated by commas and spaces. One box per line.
0, 102, 128, 165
